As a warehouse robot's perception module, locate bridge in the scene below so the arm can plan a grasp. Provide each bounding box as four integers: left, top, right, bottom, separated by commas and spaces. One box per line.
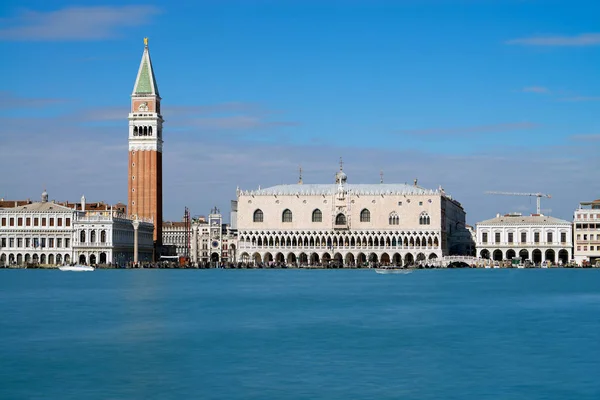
428, 255, 493, 268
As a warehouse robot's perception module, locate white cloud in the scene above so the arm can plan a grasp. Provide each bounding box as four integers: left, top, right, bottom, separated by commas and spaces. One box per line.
506, 33, 600, 47
0, 6, 160, 41
522, 86, 549, 94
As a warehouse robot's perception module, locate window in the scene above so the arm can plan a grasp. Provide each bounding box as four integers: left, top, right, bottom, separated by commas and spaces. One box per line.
282, 209, 292, 223
1, 238, 6, 247
49, 238, 54, 248
17, 238, 23, 247
42, 218, 46, 227
482, 232, 488, 243
547, 232, 553, 243
65, 218, 71, 227
534, 232, 540, 243
25, 238, 30, 247
495, 232, 501, 243
9, 218, 14, 226
1, 217, 5, 226
101, 230, 106, 243
18, 218, 23, 226
49, 218, 54, 227
577, 246, 581, 251
508, 233, 513, 243
9, 238, 14, 247
419, 212, 430, 225
57, 218, 62, 226
336, 213, 347, 225
419, 201, 423, 206
80, 231, 86, 242
41, 238, 46, 248
360, 209, 371, 222
65, 238, 70, 247
312, 209, 322, 223
26, 217, 31, 226
389, 212, 399, 225
57, 238, 62, 248
253, 209, 264, 223
34, 218, 39, 226
521, 232, 526, 243
90, 230, 96, 242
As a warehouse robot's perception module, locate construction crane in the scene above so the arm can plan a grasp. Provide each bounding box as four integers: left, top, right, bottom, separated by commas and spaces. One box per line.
485, 191, 552, 214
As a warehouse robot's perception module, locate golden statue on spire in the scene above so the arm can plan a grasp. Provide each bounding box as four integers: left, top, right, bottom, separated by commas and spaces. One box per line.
144, 37, 148, 46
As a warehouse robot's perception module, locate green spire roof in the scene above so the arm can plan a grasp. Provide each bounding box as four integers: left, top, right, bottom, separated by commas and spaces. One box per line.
132, 46, 159, 97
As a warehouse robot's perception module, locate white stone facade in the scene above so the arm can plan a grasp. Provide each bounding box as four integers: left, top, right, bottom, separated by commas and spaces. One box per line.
73, 212, 154, 265
191, 209, 237, 265
236, 169, 468, 267
476, 213, 572, 265
0, 199, 76, 266
0, 193, 154, 267
573, 200, 600, 265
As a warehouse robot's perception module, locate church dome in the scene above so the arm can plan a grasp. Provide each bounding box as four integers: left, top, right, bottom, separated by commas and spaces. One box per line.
335, 169, 347, 184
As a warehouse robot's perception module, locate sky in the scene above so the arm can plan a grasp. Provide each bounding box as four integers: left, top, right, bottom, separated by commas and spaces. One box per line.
0, 0, 599, 226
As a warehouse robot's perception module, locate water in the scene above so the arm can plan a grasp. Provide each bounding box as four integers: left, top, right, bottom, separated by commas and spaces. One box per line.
1, 269, 600, 400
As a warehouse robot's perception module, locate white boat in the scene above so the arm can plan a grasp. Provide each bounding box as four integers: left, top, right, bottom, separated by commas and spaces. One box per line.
375, 268, 412, 275
59, 265, 95, 272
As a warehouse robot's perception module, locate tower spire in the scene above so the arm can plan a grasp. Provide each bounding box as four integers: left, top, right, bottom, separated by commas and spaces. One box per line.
380, 170, 384, 184
298, 165, 303, 184
132, 38, 159, 97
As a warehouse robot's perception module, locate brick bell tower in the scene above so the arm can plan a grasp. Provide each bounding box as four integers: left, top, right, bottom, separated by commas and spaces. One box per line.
128, 37, 163, 253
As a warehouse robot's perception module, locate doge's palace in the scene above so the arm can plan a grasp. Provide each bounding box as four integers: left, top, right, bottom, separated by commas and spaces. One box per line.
236, 163, 468, 267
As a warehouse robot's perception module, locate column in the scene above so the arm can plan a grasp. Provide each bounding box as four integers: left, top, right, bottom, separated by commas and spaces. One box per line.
133, 219, 140, 265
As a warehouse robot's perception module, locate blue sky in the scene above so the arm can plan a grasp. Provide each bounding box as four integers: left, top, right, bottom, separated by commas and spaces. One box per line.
1, 0, 599, 225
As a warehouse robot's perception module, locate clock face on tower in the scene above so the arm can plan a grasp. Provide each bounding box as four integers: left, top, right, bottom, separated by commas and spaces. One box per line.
212, 240, 219, 248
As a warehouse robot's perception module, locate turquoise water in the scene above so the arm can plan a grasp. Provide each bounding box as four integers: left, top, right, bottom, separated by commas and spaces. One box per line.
1, 269, 600, 399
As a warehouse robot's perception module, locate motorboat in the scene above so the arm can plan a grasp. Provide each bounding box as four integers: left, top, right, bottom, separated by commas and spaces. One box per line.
59, 265, 95, 272
375, 267, 412, 275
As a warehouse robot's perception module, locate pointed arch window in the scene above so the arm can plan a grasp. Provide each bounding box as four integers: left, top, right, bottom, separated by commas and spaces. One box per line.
253, 209, 264, 223
419, 212, 431, 225
100, 230, 107, 243
282, 209, 293, 223
389, 212, 399, 225
335, 213, 347, 225
90, 230, 96, 243
149, 126, 153, 136
312, 209, 322, 223
133, 127, 138, 136
360, 209, 371, 222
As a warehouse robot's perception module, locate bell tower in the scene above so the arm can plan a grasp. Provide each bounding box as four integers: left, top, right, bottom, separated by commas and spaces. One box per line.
128, 37, 163, 250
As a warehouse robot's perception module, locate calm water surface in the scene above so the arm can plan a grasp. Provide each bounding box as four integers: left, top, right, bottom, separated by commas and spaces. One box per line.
1, 269, 600, 400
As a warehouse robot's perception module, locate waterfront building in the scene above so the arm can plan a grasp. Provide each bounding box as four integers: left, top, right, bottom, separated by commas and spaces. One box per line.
73, 208, 154, 266
476, 213, 572, 265
573, 199, 600, 265
0, 191, 153, 267
128, 38, 163, 250
0, 191, 77, 266
162, 220, 192, 258
191, 207, 237, 266
235, 164, 469, 266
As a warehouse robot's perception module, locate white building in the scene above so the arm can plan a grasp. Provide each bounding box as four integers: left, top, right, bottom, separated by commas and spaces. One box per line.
235, 165, 469, 267
191, 207, 236, 266
573, 199, 600, 266
0, 191, 76, 266
0, 191, 154, 267
476, 213, 572, 265
73, 210, 154, 266
162, 220, 192, 258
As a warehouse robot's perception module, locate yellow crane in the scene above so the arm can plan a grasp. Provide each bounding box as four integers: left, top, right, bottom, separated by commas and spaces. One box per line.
485, 191, 552, 214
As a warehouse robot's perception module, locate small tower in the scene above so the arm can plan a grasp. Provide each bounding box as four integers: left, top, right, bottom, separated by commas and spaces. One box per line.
81, 194, 86, 211
335, 157, 347, 185
298, 165, 303, 185
41, 189, 48, 203
128, 37, 163, 249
